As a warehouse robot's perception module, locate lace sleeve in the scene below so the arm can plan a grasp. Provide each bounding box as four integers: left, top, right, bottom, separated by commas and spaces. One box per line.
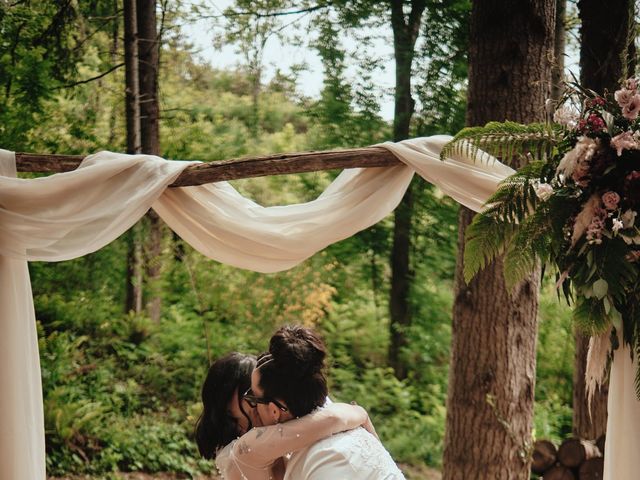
231, 403, 368, 471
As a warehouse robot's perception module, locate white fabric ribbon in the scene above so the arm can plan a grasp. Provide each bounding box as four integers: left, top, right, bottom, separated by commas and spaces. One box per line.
0, 150, 46, 480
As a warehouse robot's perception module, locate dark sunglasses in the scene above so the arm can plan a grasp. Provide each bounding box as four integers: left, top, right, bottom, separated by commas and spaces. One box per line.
243, 388, 288, 412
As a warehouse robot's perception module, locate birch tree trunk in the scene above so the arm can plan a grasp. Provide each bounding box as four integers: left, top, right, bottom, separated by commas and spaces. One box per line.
443, 2, 555, 478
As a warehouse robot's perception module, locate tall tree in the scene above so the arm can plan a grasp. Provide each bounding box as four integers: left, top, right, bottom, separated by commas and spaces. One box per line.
124, 0, 144, 314
137, 0, 164, 322
573, 0, 635, 440
443, 2, 555, 479
387, 0, 427, 380
550, 0, 566, 104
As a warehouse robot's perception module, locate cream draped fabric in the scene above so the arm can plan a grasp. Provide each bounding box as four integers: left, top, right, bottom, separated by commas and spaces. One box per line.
0, 136, 635, 479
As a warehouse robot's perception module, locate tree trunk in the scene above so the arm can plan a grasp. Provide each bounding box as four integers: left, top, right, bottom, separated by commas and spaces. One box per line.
108, 0, 120, 147
124, 0, 143, 313
579, 0, 634, 94
388, 0, 426, 380
550, 0, 566, 104
573, 0, 634, 440
137, 0, 163, 322
442, 2, 554, 479
572, 329, 608, 439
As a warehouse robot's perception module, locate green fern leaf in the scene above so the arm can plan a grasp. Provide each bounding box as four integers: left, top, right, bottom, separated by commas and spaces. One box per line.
463, 214, 515, 283
441, 121, 562, 166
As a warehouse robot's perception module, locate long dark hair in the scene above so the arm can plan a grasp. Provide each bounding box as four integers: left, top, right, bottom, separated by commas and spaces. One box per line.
195, 352, 256, 459
257, 325, 328, 418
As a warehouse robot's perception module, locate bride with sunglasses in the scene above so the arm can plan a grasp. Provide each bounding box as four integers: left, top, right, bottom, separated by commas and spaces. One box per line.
195, 351, 375, 480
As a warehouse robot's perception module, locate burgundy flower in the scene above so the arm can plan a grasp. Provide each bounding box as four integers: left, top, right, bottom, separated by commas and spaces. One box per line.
587, 114, 606, 133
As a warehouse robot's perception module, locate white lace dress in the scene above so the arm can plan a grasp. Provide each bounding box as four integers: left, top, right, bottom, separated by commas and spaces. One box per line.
215, 403, 371, 480
283, 427, 406, 480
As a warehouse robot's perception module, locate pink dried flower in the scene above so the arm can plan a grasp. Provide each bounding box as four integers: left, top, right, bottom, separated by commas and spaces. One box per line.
572, 194, 602, 245
586, 216, 605, 243
615, 88, 635, 108
557, 136, 598, 179
626, 78, 638, 91
572, 159, 591, 186
623, 94, 640, 120
602, 191, 621, 210
610, 131, 637, 156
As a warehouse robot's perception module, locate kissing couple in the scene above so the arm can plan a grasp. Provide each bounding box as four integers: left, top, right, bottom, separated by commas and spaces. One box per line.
195, 324, 406, 479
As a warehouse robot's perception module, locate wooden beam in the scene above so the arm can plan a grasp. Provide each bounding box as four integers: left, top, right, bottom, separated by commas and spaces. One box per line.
15, 147, 404, 187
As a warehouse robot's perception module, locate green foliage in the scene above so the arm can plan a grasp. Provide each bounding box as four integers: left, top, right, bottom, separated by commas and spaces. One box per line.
534, 280, 574, 442
414, 0, 470, 136
441, 121, 562, 166
0, 1, 119, 150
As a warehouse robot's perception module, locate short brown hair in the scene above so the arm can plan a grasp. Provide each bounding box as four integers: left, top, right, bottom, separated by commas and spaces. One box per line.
257, 325, 328, 417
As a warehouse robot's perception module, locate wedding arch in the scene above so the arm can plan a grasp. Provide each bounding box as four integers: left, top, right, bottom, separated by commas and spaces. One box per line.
1, 137, 637, 479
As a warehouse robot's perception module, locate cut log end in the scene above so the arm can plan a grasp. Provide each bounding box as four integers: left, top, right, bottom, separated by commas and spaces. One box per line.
542, 465, 575, 480
557, 438, 600, 468
532, 439, 558, 474
578, 457, 604, 480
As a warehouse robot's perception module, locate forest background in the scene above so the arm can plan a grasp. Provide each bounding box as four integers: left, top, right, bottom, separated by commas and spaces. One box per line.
1, 0, 576, 478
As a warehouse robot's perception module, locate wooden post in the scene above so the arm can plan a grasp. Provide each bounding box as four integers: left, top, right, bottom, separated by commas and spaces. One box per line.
14, 147, 402, 183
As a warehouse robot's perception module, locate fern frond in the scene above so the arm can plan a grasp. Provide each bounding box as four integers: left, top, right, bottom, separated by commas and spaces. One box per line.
478, 161, 544, 225
503, 207, 553, 287
573, 297, 610, 335
441, 121, 562, 166
463, 214, 516, 283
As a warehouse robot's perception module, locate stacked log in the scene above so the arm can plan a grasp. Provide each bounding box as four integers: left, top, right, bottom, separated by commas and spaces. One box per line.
532, 436, 605, 479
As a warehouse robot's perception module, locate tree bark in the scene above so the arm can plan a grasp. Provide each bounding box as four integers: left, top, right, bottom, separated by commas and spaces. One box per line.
579, 0, 634, 95
573, 0, 634, 440
550, 0, 566, 104
442, 2, 554, 479
137, 0, 163, 322
124, 0, 143, 314
388, 0, 426, 380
